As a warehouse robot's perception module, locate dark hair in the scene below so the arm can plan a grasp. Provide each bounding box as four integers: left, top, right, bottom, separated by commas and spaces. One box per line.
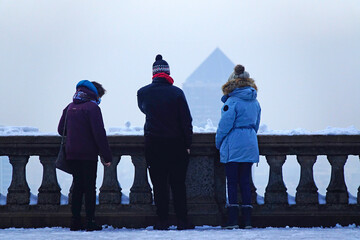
92, 81, 106, 98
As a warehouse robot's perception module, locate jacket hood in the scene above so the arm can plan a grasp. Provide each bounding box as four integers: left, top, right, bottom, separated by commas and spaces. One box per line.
228, 86, 257, 100
222, 78, 258, 95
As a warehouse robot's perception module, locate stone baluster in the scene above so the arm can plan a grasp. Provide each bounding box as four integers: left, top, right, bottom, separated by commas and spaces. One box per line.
129, 155, 152, 204
295, 155, 318, 204
68, 182, 74, 205
38, 156, 61, 205
326, 155, 348, 204
99, 156, 122, 204
7, 156, 30, 205
358, 156, 360, 205
265, 155, 288, 205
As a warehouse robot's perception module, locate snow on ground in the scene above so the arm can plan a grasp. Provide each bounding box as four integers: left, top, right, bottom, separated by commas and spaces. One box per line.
2, 122, 360, 136
0, 225, 360, 240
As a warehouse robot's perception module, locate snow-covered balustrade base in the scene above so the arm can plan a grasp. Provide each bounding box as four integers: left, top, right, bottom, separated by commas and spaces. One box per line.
0, 134, 360, 229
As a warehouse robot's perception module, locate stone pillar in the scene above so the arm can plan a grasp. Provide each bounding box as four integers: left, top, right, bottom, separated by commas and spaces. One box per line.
358, 156, 360, 205
214, 156, 226, 205
265, 155, 288, 205
68, 182, 73, 205
129, 155, 152, 204
99, 156, 122, 204
326, 155, 348, 204
7, 156, 30, 205
186, 156, 217, 204
295, 155, 318, 204
38, 156, 61, 205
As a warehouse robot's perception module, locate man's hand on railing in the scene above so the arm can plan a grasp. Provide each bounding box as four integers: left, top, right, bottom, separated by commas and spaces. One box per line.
100, 157, 111, 167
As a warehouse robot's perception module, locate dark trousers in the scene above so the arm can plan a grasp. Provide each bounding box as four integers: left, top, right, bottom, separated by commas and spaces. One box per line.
225, 162, 253, 206
70, 160, 98, 220
145, 136, 189, 221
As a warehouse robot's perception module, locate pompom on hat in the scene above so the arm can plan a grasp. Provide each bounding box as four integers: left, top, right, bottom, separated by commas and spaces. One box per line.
228, 64, 250, 81
152, 54, 170, 75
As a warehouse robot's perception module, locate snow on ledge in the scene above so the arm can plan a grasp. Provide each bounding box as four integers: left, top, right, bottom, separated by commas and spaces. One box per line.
0, 126, 56, 136
1, 122, 360, 136
258, 125, 360, 135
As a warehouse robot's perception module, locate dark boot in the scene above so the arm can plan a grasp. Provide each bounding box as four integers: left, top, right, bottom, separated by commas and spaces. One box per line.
70, 217, 84, 231
86, 219, 102, 231
241, 206, 252, 229
222, 206, 239, 229
177, 219, 195, 230
153, 219, 170, 230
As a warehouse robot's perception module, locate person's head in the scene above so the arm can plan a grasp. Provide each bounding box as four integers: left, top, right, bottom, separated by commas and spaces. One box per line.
228, 64, 250, 81
152, 54, 170, 75
91, 81, 106, 98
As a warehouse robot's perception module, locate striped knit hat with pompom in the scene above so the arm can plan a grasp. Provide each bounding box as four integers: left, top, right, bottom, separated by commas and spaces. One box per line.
152, 54, 170, 75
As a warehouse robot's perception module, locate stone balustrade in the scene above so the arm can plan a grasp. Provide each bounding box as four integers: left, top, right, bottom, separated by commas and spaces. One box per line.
0, 134, 360, 228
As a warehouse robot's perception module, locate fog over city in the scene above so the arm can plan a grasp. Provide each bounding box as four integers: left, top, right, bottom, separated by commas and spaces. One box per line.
1, 0, 360, 203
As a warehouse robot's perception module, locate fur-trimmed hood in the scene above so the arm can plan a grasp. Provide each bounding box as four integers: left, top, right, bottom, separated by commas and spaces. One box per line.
222, 78, 258, 95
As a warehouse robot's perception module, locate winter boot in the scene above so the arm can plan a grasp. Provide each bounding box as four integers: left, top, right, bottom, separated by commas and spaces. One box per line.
222, 206, 239, 229
86, 219, 102, 231
241, 206, 252, 229
70, 217, 84, 231
153, 219, 170, 230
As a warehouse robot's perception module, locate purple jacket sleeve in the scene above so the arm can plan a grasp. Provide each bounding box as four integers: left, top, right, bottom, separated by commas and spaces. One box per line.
88, 105, 113, 163
57, 105, 69, 136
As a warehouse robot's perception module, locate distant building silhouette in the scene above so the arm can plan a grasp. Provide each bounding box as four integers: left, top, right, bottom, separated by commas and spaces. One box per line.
183, 48, 234, 127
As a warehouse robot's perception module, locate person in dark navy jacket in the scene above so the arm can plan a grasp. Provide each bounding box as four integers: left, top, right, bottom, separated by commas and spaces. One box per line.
137, 55, 193, 230
58, 80, 112, 231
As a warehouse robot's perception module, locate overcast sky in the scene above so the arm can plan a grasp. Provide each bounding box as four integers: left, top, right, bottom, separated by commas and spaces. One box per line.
1, 0, 360, 132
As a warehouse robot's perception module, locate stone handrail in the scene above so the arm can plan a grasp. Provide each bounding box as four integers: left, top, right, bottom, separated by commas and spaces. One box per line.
0, 134, 359, 228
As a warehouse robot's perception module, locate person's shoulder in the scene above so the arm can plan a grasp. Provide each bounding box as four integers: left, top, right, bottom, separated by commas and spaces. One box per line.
226, 96, 239, 105
137, 83, 153, 95
83, 101, 100, 111
169, 85, 184, 95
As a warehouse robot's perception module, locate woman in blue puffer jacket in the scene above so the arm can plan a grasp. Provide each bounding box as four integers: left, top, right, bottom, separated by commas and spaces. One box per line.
215, 65, 261, 229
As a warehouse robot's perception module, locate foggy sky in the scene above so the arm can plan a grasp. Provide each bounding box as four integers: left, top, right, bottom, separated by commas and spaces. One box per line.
1, 0, 360, 132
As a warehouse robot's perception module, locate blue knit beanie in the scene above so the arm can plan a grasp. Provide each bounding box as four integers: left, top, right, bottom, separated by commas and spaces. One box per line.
76, 80, 99, 96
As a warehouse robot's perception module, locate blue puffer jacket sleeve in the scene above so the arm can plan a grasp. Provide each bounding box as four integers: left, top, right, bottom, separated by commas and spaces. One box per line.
215, 100, 236, 149
255, 108, 261, 133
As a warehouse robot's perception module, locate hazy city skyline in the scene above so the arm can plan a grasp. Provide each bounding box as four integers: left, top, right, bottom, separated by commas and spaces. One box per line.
1, 1, 359, 133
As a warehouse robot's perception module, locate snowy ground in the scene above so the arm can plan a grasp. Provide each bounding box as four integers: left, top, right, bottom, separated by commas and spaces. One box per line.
0, 225, 360, 240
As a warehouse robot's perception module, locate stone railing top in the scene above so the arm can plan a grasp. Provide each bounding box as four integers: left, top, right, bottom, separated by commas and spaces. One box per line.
1, 134, 360, 156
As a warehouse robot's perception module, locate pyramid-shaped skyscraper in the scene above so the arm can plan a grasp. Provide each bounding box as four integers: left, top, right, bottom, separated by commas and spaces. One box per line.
183, 48, 235, 127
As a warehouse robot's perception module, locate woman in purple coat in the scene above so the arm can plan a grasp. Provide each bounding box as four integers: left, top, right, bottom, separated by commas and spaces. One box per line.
58, 80, 112, 231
